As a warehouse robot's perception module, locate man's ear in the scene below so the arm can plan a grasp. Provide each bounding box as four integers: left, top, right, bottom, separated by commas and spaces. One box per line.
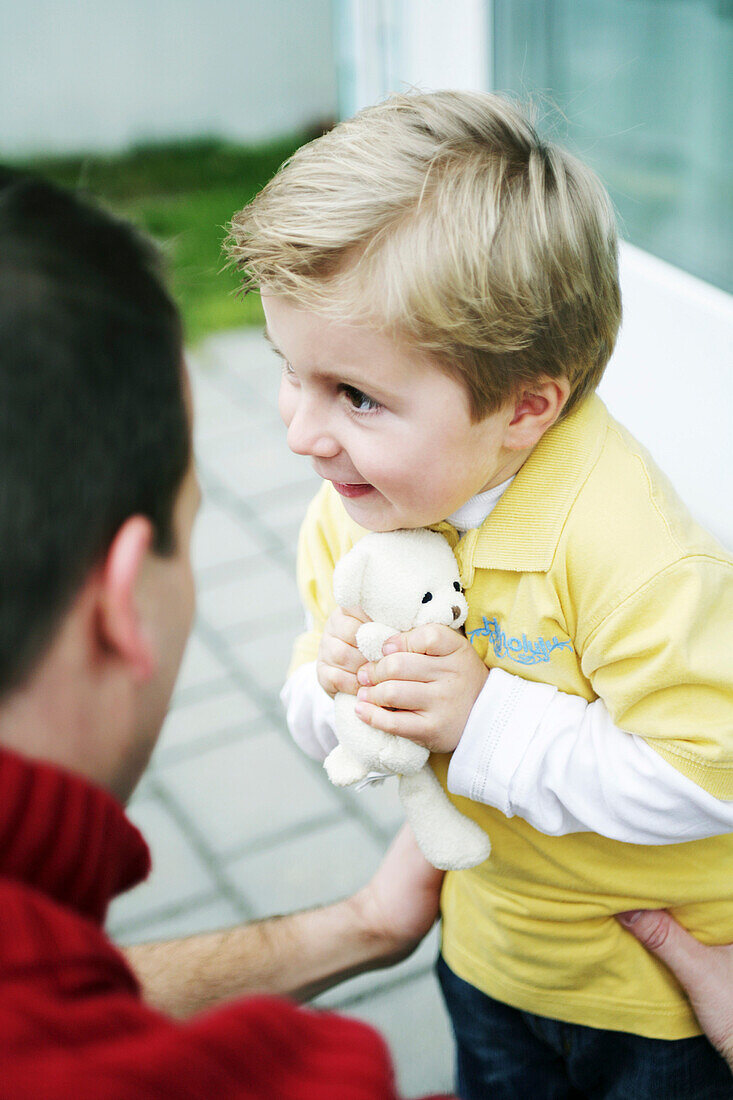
97, 515, 156, 681
505, 377, 571, 451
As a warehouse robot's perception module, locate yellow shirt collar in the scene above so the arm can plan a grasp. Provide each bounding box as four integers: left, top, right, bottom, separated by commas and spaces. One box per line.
433, 395, 609, 574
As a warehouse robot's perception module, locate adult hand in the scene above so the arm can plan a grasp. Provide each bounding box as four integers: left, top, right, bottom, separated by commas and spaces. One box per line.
316, 605, 370, 698
354, 625, 488, 753
618, 910, 733, 1071
351, 824, 445, 966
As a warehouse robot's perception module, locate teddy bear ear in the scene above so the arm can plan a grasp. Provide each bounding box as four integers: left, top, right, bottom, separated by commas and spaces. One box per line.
333, 540, 370, 609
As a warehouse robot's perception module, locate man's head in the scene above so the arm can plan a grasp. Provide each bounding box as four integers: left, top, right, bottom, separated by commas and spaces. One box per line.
229, 90, 622, 422
0, 169, 197, 799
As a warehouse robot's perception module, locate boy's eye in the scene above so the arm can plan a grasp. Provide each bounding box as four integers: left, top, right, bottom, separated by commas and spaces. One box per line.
342, 384, 381, 414
422, 591, 433, 604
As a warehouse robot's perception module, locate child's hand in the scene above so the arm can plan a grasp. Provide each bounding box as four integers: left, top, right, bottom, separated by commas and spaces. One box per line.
317, 606, 370, 698
353, 625, 488, 753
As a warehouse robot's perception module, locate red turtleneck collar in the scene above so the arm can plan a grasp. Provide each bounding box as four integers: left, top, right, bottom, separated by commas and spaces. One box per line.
0, 745, 150, 925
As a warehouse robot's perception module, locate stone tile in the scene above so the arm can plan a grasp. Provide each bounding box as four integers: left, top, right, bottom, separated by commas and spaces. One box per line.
200, 438, 319, 501
189, 366, 230, 416
249, 481, 317, 547
193, 391, 259, 447
157, 728, 343, 858
107, 796, 218, 931
189, 368, 259, 443
343, 775, 406, 834
205, 330, 283, 407
343, 970, 454, 1098
237, 360, 281, 409
191, 500, 262, 576
197, 556, 301, 635
173, 631, 229, 696
152, 683, 264, 764
203, 328, 273, 374
226, 618, 303, 695
196, 417, 276, 464
225, 819, 382, 917
111, 895, 242, 947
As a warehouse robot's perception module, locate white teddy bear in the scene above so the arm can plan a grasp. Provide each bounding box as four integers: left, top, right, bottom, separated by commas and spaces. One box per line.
325, 528, 491, 871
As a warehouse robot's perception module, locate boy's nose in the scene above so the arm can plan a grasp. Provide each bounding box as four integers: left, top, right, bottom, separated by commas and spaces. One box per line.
286, 400, 339, 459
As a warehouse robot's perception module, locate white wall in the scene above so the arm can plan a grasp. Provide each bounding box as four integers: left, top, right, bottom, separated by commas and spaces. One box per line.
599, 245, 733, 550
1, 0, 338, 156
335, 0, 489, 117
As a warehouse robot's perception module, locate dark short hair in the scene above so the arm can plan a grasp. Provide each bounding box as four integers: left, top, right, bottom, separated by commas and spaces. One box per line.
0, 168, 190, 695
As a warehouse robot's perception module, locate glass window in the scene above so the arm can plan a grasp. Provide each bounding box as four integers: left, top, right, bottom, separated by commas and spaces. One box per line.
493, 0, 733, 292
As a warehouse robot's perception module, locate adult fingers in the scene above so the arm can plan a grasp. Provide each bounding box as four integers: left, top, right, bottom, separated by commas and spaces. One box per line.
617, 909, 711, 981
617, 910, 733, 1067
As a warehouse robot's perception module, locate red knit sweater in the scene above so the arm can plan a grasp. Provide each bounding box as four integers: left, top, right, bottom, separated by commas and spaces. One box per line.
0, 747, 448, 1099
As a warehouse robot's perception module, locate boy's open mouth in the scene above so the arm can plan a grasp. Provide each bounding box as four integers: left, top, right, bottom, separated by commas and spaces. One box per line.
331, 481, 374, 499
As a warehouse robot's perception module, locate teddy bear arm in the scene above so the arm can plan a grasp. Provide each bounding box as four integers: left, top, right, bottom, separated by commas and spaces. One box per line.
356, 621, 397, 663
324, 744, 369, 787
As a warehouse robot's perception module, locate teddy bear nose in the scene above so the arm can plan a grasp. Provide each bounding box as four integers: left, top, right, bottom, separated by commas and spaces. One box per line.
452, 605, 461, 621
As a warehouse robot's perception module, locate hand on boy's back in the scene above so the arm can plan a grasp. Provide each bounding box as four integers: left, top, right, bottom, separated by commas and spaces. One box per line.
354, 626, 489, 753
316, 606, 370, 698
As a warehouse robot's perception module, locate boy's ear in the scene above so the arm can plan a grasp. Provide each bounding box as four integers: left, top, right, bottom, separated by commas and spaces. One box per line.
96, 515, 156, 681
505, 377, 571, 450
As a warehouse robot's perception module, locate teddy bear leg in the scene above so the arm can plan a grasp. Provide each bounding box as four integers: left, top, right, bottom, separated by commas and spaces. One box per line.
398, 767, 492, 871
324, 744, 369, 787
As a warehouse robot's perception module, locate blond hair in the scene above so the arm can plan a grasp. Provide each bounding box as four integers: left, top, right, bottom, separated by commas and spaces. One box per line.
227, 90, 621, 420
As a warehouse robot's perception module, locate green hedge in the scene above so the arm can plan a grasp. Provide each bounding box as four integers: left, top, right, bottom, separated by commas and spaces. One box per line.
18, 136, 306, 344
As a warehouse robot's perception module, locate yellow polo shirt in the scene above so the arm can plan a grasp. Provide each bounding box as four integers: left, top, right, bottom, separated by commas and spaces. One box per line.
291, 394, 733, 1039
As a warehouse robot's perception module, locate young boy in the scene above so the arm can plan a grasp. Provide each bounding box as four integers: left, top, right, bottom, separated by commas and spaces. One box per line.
228, 91, 733, 1098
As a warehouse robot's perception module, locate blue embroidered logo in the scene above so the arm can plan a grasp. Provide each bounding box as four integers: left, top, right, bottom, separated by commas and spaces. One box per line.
468, 616, 573, 665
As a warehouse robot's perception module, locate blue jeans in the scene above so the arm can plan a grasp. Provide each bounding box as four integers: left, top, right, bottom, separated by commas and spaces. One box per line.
437, 955, 733, 1099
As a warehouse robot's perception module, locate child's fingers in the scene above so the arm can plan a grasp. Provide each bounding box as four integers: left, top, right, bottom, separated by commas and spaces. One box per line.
357, 651, 440, 687
322, 634, 364, 674
338, 604, 370, 624
356, 680, 430, 713
317, 663, 360, 698
383, 623, 462, 659
328, 607, 366, 644
353, 698, 427, 740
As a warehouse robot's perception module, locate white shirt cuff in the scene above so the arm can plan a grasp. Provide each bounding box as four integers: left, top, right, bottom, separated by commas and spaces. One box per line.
448, 669, 557, 815
280, 662, 338, 762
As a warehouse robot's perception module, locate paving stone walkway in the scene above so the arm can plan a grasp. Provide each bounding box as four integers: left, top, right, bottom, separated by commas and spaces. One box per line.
107, 327, 454, 1098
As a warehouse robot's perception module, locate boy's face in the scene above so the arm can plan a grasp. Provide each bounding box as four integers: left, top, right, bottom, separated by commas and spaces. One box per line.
263, 294, 521, 532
